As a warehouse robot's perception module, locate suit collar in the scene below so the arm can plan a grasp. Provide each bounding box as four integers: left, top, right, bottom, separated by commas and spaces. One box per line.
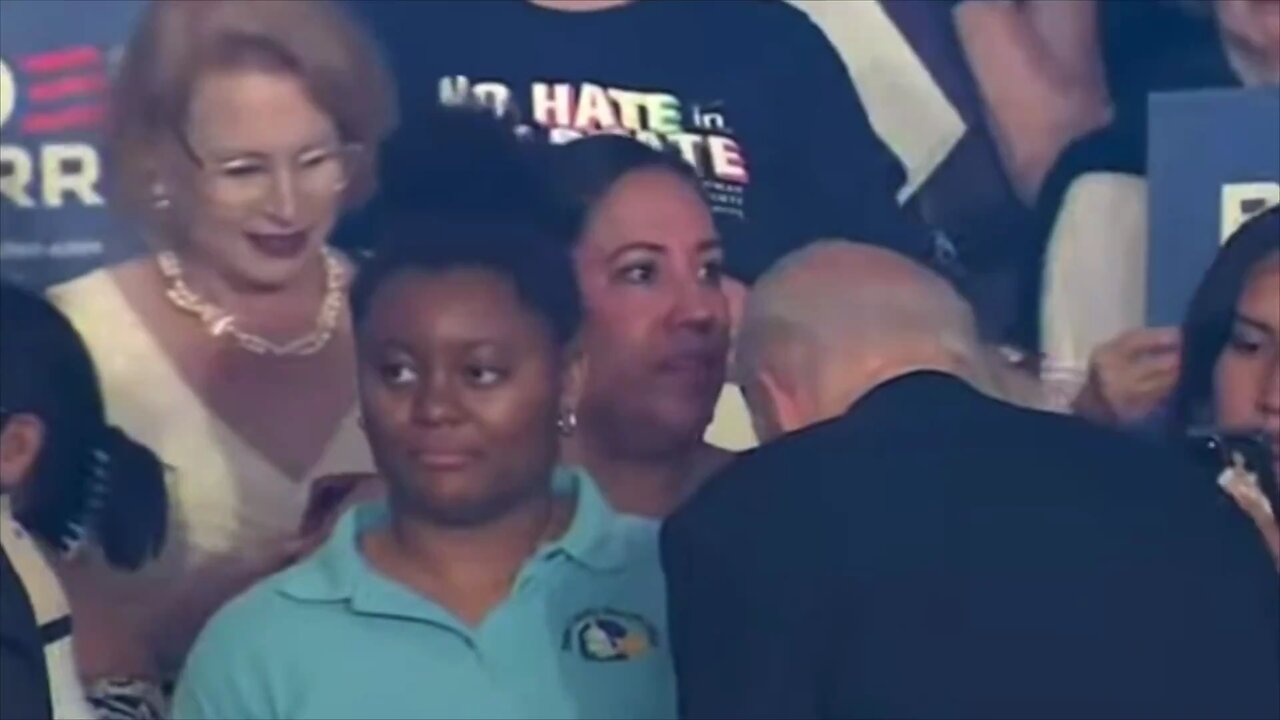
843, 370, 978, 422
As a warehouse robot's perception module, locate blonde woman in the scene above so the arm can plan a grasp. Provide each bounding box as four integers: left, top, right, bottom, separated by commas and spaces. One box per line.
47, 0, 396, 709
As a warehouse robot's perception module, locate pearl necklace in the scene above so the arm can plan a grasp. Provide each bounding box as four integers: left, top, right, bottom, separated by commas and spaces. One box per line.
156, 248, 347, 357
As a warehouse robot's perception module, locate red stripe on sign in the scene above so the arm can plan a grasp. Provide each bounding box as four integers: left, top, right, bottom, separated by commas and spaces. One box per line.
21, 46, 102, 75
21, 104, 106, 134
27, 74, 108, 103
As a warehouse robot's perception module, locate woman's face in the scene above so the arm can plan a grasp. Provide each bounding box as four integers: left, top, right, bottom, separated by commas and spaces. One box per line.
166, 67, 349, 290
572, 169, 729, 452
357, 268, 575, 525
1213, 255, 1280, 477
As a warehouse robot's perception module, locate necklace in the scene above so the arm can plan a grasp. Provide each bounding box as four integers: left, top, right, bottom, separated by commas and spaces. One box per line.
156, 248, 347, 357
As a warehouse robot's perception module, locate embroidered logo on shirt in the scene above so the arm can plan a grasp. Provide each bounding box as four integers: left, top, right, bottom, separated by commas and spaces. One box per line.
563, 608, 658, 662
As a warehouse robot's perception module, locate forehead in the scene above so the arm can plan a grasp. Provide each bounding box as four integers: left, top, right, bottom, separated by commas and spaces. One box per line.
1239, 256, 1280, 321
362, 268, 550, 346
186, 67, 337, 149
581, 169, 717, 253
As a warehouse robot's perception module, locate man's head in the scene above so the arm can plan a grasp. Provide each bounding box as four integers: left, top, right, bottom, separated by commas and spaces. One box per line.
733, 241, 988, 441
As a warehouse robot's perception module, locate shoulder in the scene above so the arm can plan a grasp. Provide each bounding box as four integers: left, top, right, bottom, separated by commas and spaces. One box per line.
609, 513, 662, 564
47, 259, 149, 327
174, 570, 311, 715
46, 267, 114, 311
183, 551, 351, 677
948, 398, 1212, 514
663, 416, 846, 550
187, 573, 300, 662
171, 581, 291, 719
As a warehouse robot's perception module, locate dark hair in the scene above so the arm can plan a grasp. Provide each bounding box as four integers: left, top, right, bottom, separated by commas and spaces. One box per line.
350, 106, 581, 346
546, 134, 704, 244
351, 229, 582, 348
1169, 206, 1280, 433
0, 283, 167, 570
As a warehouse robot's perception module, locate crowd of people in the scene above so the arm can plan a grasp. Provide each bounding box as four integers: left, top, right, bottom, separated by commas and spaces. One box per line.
0, 1, 1277, 719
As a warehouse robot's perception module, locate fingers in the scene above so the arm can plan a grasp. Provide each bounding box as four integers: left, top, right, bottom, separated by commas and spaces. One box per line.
1098, 328, 1182, 385
1116, 327, 1182, 360
1083, 328, 1185, 423
1128, 355, 1181, 387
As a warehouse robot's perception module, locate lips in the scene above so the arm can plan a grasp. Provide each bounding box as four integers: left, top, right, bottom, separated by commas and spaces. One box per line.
245, 230, 308, 260
413, 453, 475, 472
656, 347, 725, 390
409, 443, 483, 473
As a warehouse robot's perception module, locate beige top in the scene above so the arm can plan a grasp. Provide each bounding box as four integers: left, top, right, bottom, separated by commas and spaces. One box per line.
48, 269, 373, 678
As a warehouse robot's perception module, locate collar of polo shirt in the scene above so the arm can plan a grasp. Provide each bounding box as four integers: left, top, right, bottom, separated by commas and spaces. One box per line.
275, 466, 631, 615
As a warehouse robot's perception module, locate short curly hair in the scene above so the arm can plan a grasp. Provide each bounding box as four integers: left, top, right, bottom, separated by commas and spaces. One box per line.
105, 0, 397, 225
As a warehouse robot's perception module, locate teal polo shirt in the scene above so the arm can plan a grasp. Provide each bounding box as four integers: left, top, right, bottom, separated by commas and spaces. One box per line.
172, 468, 675, 720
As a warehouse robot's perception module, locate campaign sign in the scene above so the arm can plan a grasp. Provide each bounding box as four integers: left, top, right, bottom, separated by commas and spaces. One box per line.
1147, 87, 1280, 327
0, 0, 147, 290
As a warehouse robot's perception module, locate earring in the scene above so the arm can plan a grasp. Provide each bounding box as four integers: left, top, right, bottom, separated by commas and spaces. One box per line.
151, 182, 171, 210
557, 408, 578, 437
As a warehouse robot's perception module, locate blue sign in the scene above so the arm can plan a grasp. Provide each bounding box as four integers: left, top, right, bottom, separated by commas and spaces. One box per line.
1147, 87, 1280, 326
0, 0, 147, 290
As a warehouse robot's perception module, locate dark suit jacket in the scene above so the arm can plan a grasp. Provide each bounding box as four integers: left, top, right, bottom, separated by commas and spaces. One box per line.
1, 544, 52, 720
662, 372, 1280, 720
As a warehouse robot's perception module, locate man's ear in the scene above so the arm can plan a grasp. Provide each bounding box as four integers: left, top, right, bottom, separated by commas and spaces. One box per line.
742, 366, 806, 442
0, 414, 45, 493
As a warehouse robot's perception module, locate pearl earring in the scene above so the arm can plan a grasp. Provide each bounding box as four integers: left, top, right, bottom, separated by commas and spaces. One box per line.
151, 182, 171, 210
557, 408, 578, 437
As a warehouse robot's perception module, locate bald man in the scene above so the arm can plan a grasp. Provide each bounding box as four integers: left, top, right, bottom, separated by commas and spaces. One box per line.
661, 242, 1279, 720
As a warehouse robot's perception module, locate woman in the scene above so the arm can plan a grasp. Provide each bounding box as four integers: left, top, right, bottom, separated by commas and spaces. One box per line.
1, 283, 167, 719
1170, 206, 1279, 563
171, 184, 674, 719
46, 0, 396, 689
1078, 206, 1280, 563
550, 136, 734, 517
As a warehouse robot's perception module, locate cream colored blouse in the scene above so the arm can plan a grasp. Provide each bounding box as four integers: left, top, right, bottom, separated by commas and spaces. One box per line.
48, 269, 373, 679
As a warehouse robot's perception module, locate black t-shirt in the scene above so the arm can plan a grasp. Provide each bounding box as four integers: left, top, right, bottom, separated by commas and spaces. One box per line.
1100, 0, 1238, 117
348, 0, 933, 282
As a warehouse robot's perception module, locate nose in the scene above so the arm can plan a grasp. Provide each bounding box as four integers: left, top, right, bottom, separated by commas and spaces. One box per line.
410, 372, 464, 427
1260, 354, 1280, 420
262, 166, 299, 222
668, 276, 726, 335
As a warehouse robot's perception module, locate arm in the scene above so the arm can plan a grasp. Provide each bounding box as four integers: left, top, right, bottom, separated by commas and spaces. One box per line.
954, 0, 1112, 201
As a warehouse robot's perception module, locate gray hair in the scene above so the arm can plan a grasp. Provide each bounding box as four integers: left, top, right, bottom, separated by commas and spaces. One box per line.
734, 241, 993, 396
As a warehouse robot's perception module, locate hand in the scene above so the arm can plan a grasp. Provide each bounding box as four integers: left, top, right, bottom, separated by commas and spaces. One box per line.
1073, 327, 1181, 425
299, 473, 385, 539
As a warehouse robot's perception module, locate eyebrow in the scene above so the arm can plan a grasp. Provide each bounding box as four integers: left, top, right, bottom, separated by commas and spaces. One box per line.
1233, 313, 1277, 337
365, 337, 413, 357
371, 333, 512, 355
203, 139, 337, 163
605, 238, 723, 263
